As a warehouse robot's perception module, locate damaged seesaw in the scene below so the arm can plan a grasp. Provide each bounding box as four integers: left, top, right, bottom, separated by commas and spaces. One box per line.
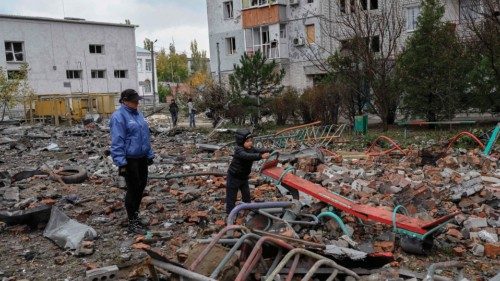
260, 152, 460, 255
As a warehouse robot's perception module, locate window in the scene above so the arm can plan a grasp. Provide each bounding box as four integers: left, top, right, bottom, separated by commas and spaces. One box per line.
7, 70, 25, 80
114, 70, 127, 78
370, 0, 378, 10
145, 59, 152, 72
307, 0, 314, 3
89, 44, 104, 54
371, 35, 380, 53
361, 0, 367, 10
226, 37, 236, 55
91, 70, 105, 78
339, 0, 346, 13
66, 70, 82, 79
280, 24, 287, 39
5, 42, 24, 62
306, 24, 316, 44
137, 59, 143, 72
144, 81, 151, 93
350, 0, 356, 13
406, 6, 420, 31
223, 1, 234, 19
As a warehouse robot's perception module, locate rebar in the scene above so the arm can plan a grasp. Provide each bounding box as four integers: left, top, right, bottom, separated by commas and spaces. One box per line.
227, 201, 295, 226
302, 259, 339, 281
150, 259, 217, 281
210, 233, 261, 278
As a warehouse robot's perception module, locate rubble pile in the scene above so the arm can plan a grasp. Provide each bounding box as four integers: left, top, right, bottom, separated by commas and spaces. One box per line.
0, 123, 499, 280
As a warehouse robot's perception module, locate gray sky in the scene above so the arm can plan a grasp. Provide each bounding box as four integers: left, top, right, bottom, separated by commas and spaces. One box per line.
0, 0, 209, 57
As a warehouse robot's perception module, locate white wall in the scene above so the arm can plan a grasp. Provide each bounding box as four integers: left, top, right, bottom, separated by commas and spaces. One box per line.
0, 17, 138, 95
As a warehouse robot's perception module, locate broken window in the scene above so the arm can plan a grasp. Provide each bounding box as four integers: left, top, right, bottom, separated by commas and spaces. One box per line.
91, 70, 105, 79
114, 70, 127, 78
66, 70, 82, 79
89, 44, 104, 54
306, 24, 316, 44
339, 0, 346, 13
7, 70, 25, 80
361, 0, 367, 10
406, 5, 420, 31
223, 1, 234, 19
280, 24, 287, 39
137, 59, 143, 72
350, 0, 356, 13
146, 59, 152, 72
5, 42, 24, 62
226, 37, 236, 55
144, 81, 151, 93
307, 0, 314, 3
371, 35, 380, 53
370, 0, 378, 10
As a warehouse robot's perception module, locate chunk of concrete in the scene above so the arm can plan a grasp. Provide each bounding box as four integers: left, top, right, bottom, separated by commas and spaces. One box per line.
85, 265, 119, 281
464, 217, 488, 230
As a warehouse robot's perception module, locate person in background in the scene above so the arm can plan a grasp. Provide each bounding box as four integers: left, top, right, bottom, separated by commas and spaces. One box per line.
226, 129, 273, 214
169, 99, 179, 127
109, 89, 154, 234
188, 98, 196, 128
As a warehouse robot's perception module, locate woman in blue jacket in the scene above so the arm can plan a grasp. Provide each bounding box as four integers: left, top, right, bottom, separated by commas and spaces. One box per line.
110, 89, 154, 234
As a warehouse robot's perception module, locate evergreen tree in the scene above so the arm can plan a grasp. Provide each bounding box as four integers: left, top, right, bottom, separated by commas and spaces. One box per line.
229, 50, 285, 123
190, 40, 208, 74
397, 0, 469, 121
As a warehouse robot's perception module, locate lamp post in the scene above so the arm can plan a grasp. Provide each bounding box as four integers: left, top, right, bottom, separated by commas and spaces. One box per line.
148, 38, 158, 110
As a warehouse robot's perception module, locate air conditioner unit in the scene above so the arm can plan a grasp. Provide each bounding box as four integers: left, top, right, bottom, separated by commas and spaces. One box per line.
293, 37, 305, 46
289, 0, 299, 6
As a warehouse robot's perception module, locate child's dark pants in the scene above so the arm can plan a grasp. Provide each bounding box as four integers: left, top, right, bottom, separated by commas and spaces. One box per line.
225, 173, 251, 214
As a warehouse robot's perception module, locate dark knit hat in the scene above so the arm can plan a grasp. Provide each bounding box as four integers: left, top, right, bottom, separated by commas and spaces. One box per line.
119, 89, 142, 103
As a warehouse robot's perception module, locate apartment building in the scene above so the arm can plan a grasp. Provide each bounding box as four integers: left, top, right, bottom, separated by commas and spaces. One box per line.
136, 46, 158, 103
207, 0, 480, 91
0, 14, 138, 96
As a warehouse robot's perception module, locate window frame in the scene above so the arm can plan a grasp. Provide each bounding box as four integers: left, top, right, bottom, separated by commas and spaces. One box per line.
145, 59, 152, 72
370, 0, 378, 10
223, 1, 234, 19
305, 24, 316, 44
66, 70, 82, 79
114, 70, 128, 78
405, 5, 421, 32
137, 59, 143, 72
89, 44, 104, 54
91, 70, 106, 79
5, 41, 25, 63
226, 37, 237, 55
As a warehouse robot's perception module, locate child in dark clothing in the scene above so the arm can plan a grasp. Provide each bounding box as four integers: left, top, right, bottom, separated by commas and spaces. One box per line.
226, 129, 273, 214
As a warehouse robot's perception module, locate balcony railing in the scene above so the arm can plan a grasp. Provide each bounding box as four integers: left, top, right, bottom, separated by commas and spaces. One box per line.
242, 0, 286, 10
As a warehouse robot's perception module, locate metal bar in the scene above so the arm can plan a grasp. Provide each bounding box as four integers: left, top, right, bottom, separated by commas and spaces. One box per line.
483, 123, 500, 155
285, 253, 301, 281
151, 259, 217, 281
227, 202, 295, 226
147, 261, 160, 281
149, 171, 227, 180
317, 211, 351, 237
265, 248, 284, 277
210, 233, 261, 278
189, 225, 248, 271
251, 229, 325, 249
301, 259, 339, 281
235, 236, 295, 281
265, 248, 359, 281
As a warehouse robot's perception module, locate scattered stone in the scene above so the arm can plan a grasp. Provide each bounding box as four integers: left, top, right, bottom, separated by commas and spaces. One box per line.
472, 244, 485, 256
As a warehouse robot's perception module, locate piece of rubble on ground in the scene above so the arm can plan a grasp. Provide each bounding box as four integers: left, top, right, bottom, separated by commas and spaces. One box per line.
0, 120, 499, 280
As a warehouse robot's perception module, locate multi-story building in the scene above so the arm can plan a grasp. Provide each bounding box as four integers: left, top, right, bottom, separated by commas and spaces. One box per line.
0, 14, 138, 96
136, 46, 158, 103
207, 0, 480, 91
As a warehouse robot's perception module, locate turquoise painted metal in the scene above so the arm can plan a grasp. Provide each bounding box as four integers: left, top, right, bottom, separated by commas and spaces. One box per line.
483, 123, 500, 156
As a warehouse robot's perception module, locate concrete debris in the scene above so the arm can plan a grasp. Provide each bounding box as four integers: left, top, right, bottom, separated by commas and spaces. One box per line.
0, 122, 499, 280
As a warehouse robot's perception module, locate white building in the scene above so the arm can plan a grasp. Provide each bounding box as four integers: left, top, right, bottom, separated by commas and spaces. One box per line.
206, 0, 475, 91
0, 14, 138, 96
136, 46, 158, 103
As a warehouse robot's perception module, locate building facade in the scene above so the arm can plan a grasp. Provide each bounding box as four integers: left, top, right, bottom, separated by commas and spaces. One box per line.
0, 14, 138, 96
207, 0, 477, 91
136, 46, 158, 103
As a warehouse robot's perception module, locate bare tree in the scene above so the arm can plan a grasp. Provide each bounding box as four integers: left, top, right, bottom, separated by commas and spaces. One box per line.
460, 0, 500, 113
298, 0, 405, 130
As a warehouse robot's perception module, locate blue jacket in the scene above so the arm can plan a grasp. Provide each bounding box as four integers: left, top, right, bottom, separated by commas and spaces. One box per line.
110, 105, 154, 167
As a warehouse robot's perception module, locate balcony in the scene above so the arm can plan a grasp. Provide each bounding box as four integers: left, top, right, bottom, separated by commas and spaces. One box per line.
241, 0, 287, 29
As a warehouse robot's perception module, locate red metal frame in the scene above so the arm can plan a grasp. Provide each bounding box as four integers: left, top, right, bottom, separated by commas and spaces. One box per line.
365, 135, 406, 156
261, 160, 459, 235
446, 131, 485, 150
